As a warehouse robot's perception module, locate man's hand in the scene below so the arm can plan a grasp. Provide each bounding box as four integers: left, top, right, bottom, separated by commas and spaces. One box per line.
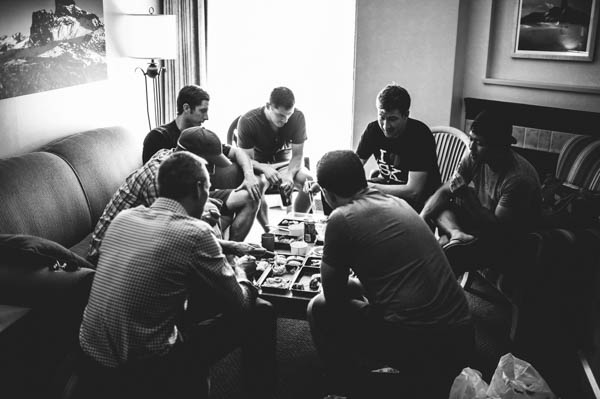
303, 180, 321, 194
220, 240, 263, 256
280, 177, 294, 197
236, 174, 261, 201
236, 255, 257, 279
262, 164, 281, 185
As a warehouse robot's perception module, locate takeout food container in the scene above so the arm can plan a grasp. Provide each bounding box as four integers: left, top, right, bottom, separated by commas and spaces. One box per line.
307, 246, 324, 258
303, 256, 321, 268
290, 266, 322, 297
278, 218, 303, 228
257, 255, 305, 294
288, 223, 305, 237
273, 234, 301, 249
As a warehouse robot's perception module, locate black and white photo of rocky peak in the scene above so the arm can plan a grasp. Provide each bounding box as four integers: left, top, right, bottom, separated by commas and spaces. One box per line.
0, 0, 106, 100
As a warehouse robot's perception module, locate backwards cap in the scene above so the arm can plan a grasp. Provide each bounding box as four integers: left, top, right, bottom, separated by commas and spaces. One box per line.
471, 110, 516, 146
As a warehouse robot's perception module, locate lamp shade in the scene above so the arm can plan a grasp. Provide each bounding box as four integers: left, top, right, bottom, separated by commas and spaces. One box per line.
120, 14, 177, 60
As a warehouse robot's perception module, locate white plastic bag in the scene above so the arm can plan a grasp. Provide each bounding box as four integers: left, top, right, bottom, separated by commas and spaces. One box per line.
486, 353, 556, 399
449, 367, 489, 399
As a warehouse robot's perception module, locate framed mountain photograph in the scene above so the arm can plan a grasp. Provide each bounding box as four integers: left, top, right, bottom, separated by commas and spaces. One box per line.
513, 0, 599, 61
0, 0, 107, 100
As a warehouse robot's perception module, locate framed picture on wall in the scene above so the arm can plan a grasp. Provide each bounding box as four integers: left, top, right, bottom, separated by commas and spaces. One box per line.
513, 0, 599, 61
0, 0, 107, 100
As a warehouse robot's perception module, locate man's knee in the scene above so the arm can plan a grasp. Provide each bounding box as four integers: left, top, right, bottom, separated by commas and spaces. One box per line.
307, 293, 327, 327
258, 174, 269, 193
288, 167, 309, 188
253, 298, 276, 322
228, 190, 260, 214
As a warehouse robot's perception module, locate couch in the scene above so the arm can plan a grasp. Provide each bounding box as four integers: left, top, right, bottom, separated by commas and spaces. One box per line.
0, 126, 142, 398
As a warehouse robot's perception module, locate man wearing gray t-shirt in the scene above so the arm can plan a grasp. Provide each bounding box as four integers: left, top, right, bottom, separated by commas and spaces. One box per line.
420, 110, 541, 275
307, 150, 473, 397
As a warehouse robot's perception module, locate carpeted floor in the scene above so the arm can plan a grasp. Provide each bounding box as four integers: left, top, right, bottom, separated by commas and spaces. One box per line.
209, 286, 588, 399
209, 200, 590, 399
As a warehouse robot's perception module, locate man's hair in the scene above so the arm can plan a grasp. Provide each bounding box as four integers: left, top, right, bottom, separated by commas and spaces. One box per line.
377, 84, 411, 115
317, 150, 367, 198
177, 85, 210, 115
269, 87, 295, 109
158, 152, 209, 200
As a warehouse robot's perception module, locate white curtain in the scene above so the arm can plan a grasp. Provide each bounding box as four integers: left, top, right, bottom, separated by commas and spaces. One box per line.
160, 0, 207, 124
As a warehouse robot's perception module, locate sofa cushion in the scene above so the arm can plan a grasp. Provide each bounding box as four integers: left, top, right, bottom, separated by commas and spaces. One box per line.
41, 126, 143, 226
69, 232, 93, 260
0, 234, 95, 271
0, 152, 91, 246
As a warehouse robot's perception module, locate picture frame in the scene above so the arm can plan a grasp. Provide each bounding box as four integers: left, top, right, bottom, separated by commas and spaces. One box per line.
0, 0, 106, 100
512, 0, 599, 61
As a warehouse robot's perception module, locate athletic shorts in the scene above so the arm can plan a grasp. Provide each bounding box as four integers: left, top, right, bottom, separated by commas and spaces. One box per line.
210, 189, 233, 216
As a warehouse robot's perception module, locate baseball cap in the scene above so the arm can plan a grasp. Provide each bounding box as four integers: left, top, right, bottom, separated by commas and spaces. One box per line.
177, 127, 232, 168
471, 110, 517, 146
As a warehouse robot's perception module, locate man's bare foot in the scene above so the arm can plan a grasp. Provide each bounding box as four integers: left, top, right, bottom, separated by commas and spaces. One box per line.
447, 230, 475, 244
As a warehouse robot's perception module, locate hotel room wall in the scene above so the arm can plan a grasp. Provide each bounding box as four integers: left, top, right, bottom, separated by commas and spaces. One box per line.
0, 0, 159, 159
352, 0, 465, 171
461, 0, 600, 119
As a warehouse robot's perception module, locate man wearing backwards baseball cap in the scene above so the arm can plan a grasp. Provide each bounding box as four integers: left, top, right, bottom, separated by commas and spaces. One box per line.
420, 110, 541, 276
88, 127, 265, 264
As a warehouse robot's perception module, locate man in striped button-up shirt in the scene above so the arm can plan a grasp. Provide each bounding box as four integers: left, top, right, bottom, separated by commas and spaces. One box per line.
80, 152, 276, 398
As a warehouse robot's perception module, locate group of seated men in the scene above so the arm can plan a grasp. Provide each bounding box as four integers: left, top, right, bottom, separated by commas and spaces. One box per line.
79, 83, 542, 398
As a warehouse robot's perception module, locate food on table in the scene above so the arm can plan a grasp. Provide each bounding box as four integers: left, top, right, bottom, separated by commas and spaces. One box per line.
285, 259, 302, 273
307, 258, 321, 266
262, 277, 290, 289
274, 255, 287, 265
291, 282, 305, 290
310, 246, 324, 257
272, 264, 286, 276
309, 274, 322, 291
279, 219, 301, 227
256, 260, 270, 274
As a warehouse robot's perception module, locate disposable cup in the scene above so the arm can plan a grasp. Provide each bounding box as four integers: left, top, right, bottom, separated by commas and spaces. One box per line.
290, 241, 308, 256
261, 233, 275, 251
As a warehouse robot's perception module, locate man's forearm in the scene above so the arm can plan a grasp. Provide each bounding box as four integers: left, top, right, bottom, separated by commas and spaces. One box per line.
253, 160, 272, 174
233, 148, 255, 179
283, 155, 302, 181
420, 185, 451, 220
370, 183, 418, 203
219, 239, 233, 254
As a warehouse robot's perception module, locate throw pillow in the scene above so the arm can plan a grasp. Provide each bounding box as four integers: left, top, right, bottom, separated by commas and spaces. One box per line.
0, 234, 95, 271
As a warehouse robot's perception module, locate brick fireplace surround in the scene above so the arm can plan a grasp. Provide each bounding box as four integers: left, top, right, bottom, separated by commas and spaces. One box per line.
464, 98, 600, 181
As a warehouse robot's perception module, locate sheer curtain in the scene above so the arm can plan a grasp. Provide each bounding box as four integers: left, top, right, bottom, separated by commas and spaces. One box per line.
160, 0, 207, 124
204, 0, 356, 161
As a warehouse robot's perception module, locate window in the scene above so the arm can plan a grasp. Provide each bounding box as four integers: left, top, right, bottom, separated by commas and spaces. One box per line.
206, 0, 356, 163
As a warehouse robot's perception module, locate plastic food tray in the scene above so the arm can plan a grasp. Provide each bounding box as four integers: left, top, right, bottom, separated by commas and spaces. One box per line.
257, 255, 305, 294
290, 266, 321, 298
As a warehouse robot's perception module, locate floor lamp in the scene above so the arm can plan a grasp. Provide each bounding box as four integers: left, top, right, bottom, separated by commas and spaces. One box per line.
122, 8, 176, 131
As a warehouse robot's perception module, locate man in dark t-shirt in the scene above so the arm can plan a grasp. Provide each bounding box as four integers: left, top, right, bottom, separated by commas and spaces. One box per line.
141, 85, 264, 243
307, 150, 472, 397
356, 84, 440, 211
237, 87, 313, 227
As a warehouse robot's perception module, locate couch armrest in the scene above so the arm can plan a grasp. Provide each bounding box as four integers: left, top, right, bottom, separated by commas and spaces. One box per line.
0, 265, 94, 309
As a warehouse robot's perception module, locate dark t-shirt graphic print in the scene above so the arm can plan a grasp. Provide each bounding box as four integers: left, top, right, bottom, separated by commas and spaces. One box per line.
376, 148, 408, 184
